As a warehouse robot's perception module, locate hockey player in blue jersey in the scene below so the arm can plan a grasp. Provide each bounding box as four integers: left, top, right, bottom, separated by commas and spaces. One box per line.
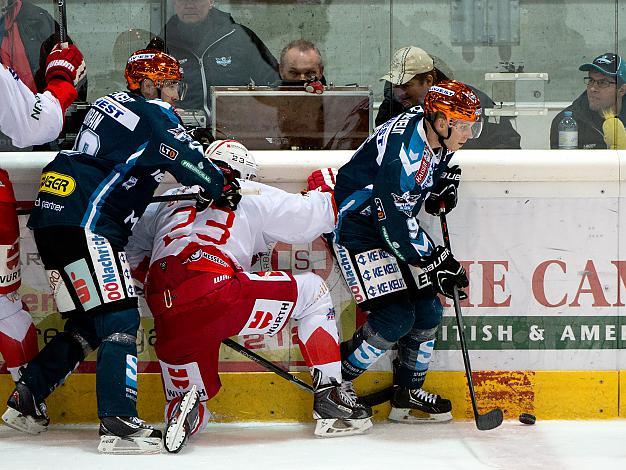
330, 80, 481, 423
2, 49, 238, 454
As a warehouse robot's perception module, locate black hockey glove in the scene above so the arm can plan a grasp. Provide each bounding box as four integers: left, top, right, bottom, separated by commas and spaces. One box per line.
214, 163, 242, 211
424, 165, 461, 216
195, 190, 213, 212
189, 127, 215, 150
419, 245, 468, 300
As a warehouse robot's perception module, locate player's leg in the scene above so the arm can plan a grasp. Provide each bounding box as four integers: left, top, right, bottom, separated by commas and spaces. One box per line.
390, 294, 452, 423
0, 169, 38, 380
290, 271, 372, 437
0, 301, 38, 381
3, 313, 99, 434
331, 244, 417, 382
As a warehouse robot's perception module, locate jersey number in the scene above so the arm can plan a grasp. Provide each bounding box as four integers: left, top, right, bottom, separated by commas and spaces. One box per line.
163, 205, 235, 247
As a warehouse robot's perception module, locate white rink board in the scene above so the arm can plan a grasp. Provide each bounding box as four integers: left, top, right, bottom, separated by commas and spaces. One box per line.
3, 150, 625, 371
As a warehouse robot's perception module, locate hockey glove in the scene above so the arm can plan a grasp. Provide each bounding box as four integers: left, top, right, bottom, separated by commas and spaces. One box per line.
45, 43, 86, 87
195, 190, 213, 212
189, 127, 215, 150
307, 168, 337, 193
214, 163, 242, 211
419, 245, 468, 300
424, 165, 461, 216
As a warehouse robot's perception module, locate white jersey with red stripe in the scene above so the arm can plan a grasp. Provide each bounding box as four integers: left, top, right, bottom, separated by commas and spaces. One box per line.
0, 64, 64, 148
127, 180, 336, 276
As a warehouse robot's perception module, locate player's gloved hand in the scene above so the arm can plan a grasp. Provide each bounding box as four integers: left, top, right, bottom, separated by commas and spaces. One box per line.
307, 168, 337, 193
195, 190, 213, 212
304, 77, 324, 94
419, 245, 468, 300
45, 43, 86, 87
189, 127, 215, 150
424, 165, 461, 216
214, 164, 242, 211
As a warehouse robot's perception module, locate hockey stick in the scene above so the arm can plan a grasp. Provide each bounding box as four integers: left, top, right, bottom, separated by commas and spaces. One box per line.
439, 205, 503, 431
16, 189, 261, 216
57, 0, 68, 43
222, 338, 314, 393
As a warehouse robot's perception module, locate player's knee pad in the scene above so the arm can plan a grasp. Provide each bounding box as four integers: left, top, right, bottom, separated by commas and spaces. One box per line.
293, 272, 336, 339
0, 292, 23, 321
395, 326, 439, 389
341, 321, 397, 380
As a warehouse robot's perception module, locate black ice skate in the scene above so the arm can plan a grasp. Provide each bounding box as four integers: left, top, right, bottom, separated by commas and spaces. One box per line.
2, 381, 49, 435
312, 369, 372, 437
389, 387, 453, 423
98, 416, 163, 454
164, 385, 200, 453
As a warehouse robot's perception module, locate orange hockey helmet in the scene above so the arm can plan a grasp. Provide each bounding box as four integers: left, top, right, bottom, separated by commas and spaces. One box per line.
424, 80, 481, 122
124, 49, 183, 91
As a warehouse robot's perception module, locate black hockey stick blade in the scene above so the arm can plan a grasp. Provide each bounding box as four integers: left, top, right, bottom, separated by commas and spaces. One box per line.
475, 408, 504, 431
358, 385, 394, 407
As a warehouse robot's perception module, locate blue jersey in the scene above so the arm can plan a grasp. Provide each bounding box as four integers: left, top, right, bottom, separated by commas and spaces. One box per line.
334, 107, 453, 265
28, 91, 224, 247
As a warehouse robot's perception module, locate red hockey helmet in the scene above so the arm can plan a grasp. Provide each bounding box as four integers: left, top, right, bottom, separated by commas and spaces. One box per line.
424, 80, 481, 122
124, 49, 183, 91
424, 80, 482, 138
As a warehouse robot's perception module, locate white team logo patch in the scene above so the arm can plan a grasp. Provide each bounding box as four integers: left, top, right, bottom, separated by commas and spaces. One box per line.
160, 360, 208, 401
238, 299, 295, 336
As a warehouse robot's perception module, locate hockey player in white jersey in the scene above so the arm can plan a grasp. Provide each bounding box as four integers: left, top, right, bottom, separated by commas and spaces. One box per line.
126, 140, 372, 453
0, 43, 85, 382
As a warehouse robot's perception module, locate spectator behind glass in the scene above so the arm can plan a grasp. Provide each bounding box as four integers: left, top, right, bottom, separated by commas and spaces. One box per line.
160, 0, 279, 117
550, 53, 626, 149
0, 0, 55, 93
279, 40, 325, 83
376, 46, 521, 150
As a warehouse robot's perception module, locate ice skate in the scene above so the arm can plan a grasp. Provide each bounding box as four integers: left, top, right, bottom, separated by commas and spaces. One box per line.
2, 381, 49, 435
312, 370, 372, 437
389, 387, 452, 423
98, 416, 163, 454
164, 385, 200, 453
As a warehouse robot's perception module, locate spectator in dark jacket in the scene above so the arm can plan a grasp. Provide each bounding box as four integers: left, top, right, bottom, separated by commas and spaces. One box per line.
376, 46, 521, 150
550, 53, 626, 149
160, 0, 279, 118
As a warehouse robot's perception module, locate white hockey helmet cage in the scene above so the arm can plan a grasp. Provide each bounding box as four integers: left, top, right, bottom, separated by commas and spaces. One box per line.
204, 140, 257, 180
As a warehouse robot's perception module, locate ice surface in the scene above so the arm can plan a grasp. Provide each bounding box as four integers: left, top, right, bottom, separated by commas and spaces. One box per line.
1, 420, 625, 470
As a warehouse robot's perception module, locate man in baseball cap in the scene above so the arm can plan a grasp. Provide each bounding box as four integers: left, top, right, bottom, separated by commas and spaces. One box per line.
550, 53, 626, 149
376, 46, 520, 149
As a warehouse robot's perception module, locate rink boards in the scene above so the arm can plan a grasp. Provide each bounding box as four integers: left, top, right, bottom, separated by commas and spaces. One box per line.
1, 149, 625, 422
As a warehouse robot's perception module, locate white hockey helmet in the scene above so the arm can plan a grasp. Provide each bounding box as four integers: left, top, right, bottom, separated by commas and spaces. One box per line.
204, 139, 257, 180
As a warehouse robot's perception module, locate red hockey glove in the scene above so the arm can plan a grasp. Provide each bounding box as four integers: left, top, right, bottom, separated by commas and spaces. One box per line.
45, 43, 86, 87
211, 162, 242, 211
307, 168, 337, 193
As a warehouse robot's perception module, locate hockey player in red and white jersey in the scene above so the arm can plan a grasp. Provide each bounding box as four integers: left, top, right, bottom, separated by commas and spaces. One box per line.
126, 140, 373, 453
0, 43, 85, 381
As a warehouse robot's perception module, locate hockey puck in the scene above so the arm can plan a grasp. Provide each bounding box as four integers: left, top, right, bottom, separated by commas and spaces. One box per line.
518, 413, 536, 425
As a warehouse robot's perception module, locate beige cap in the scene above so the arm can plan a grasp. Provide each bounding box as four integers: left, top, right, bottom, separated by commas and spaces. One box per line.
381, 46, 434, 85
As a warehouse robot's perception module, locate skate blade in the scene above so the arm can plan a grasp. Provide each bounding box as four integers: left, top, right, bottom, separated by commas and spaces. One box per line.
1, 407, 48, 435
165, 385, 198, 453
314, 418, 373, 437
98, 435, 163, 454
389, 407, 453, 423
